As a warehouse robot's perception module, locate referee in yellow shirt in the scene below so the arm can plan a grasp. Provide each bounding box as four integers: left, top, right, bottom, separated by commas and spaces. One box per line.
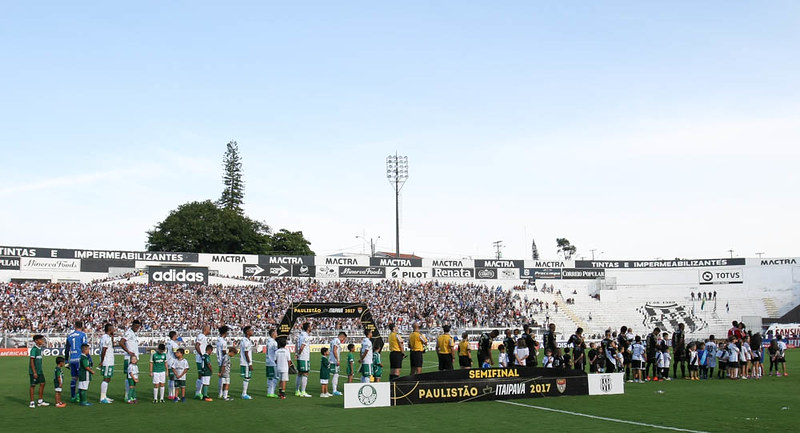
436, 325, 455, 371
388, 323, 404, 381
408, 322, 427, 375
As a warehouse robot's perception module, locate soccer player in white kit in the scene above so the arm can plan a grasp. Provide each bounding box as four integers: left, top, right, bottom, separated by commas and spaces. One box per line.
165, 331, 180, 401
194, 325, 210, 399
240, 326, 254, 399
295, 322, 312, 397
98, 324, 116, 403
266, 329, 279, 398
216, 325, 229, 398
329, 331, 346, 396
119, 319, 141, 402
360, 329, 374, 383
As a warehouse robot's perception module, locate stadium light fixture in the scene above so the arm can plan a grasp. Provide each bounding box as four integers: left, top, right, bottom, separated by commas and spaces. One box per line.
386, 154, 409, 258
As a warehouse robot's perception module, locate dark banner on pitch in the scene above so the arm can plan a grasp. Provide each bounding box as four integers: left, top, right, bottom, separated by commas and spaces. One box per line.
392, 367, 588, 405
277, 302, 382, 347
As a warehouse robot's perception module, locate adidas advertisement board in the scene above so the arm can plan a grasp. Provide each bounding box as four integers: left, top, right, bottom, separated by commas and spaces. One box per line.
148, 266, 208, 284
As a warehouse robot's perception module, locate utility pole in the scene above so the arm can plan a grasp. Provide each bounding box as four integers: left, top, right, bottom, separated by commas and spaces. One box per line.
386, 154, 409, 258
728, 249, 734, 258
493, 240, 504, 259
755, 252, 764, 258
590, 249, 597, 260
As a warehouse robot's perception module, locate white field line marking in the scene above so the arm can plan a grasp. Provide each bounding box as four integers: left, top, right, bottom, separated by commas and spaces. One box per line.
498, 400, 710, 433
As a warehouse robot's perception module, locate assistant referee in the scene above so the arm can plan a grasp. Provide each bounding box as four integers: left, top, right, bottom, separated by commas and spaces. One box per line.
408, 322, 426, 375
388, 323, 404, 381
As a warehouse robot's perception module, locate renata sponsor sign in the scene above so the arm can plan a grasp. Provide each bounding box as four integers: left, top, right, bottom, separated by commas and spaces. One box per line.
432, 268, 475, 279
148, 266, 209, 284
20, 258, 79, 272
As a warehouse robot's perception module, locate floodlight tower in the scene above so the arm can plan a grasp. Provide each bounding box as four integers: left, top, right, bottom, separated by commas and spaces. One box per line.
386, 154, 409, 258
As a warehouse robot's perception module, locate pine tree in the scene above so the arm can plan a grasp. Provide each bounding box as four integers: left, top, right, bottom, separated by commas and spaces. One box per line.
218, 140, 244, 214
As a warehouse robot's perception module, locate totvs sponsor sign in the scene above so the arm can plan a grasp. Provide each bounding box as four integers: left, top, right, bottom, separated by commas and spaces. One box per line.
148, 266, 208, 284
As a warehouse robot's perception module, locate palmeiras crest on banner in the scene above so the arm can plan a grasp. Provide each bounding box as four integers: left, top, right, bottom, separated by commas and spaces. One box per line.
641, 302, 707, 333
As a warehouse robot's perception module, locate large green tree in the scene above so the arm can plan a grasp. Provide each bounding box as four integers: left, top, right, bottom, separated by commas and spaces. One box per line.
556, 237, 577, 260
146, 200, 272, 254
218, 140, 244, 214
271, 229, 314, 255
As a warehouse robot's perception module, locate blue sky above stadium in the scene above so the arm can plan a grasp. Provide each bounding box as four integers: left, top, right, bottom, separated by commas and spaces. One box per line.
1, 1, 799, 259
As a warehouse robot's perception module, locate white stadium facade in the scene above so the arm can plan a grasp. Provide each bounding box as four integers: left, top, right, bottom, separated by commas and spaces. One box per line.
1, 245, 799, 338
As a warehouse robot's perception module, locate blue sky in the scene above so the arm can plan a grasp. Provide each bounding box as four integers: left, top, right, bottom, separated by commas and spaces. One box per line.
1, 1, 799, 259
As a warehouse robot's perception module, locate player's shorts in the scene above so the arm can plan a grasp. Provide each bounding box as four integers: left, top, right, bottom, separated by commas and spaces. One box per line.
410, 351, 424, 368
459, 355, 472, 368
78, 380, 90, 390
101, 366, 114, 378
29, 372, 45, 386
127, 378, 137, 386
123, 359, 129, 377
221, 377, 230, 385
69, 360, 80, 377
296, 360, 310, 373
266, 365, 276, 380
169, 371, 175, 381
390, 351, 404, 369
776, 356, 786, 363
631, 360, 643, 370
689, 365, 698, 371
277, 371, 289, 382
201, 376, 211, 386
196, 362, 203, 377
372, 367, 382, 378
174, 380, 186, 387
728, 361, 739, 368
320, 379, 328, 385
54, 387, 62, 393
153, 372, 166, 384
361, 364, 372, 377
673, 352, 687, 362
329, 363, 340, 375
240, 365, 252, 380
438, 353, 453, 371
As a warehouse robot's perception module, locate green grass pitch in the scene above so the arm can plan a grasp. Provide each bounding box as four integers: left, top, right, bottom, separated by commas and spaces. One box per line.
3, 350, 798, 432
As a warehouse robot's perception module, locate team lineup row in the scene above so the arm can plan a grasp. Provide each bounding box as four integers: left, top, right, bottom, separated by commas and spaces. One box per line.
28, 320, 385, 408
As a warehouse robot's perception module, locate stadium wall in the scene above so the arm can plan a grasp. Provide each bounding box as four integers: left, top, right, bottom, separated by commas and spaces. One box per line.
1, 246, 798, 301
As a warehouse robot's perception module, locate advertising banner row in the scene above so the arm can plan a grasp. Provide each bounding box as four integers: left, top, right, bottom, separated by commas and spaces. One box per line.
241, 265, 607, 280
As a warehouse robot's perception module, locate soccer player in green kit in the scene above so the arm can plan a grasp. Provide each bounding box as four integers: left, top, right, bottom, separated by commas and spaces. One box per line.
29, 334, 48, 408
150, 343, 168, 402
78, 344, 95, 406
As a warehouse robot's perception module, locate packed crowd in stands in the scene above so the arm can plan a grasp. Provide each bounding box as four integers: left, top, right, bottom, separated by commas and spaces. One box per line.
0, 279, 538, 334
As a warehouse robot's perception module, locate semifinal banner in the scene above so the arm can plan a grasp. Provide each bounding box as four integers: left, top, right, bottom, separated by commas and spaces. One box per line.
391, 367, 589, 406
